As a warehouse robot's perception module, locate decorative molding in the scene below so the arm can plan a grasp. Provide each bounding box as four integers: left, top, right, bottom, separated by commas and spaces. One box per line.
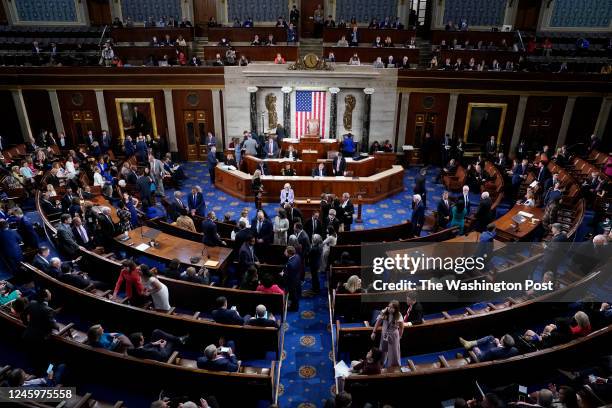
247, 86, 259, 93
329, 87, 341, 94
281, 86, 292, 94
363, 88, 375, 95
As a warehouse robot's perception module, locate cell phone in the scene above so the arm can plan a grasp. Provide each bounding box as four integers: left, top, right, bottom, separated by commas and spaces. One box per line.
230, 306, 237, 311
46, 364, 54, 374
518, 385, 527, 394
588, 374, 597, 383
219, 346, 230, 354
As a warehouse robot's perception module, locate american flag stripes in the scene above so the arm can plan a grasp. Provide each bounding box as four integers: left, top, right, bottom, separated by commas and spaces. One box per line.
295, 90, 326, 138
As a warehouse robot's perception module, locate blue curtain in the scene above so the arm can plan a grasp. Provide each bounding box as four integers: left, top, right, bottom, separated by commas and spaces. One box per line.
227, 0, 287, 22
121, 0, 181, 22
443, 0, 507, 27
15, 0, 77, 22
336, 0, 398, 23
551, 0, 611, 27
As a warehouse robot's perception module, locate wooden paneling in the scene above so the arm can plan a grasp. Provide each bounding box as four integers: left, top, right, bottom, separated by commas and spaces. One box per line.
172, 89, 215, 161
86, 0, 112, 26
22, 90, 56, 137
566, 97, 603, 147
300, 0, 319, 38
103, 90, 167, 144
193, 0, 218, 25
404, 92, 450, 146
0, 91, 23, 145
454, 94, 519, 152
57, 90, 101, 146
515, 0, 542, 31
520, 96, 567, 151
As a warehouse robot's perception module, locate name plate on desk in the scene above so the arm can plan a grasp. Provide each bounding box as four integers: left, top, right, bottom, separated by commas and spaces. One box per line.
135, 243, 150, 251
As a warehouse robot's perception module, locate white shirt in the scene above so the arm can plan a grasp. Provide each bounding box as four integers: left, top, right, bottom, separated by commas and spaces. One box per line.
75, 224, 89, 243
65, 161, 76, 178
93, 172, 105, 186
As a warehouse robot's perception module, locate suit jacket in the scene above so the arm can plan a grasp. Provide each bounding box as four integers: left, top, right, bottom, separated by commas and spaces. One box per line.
475, 198, 492, 229
296, 229, 311, 256
126, 170, 138, 185
187, 192, 206, 215
211, 308, 244, 326
264, 141, 279, 158
284, 254, 302, 287
437, 199, 451, 228
332, 157, 346, 175
197, 355, 239, 372
202, 219, 223, 246
32, 254, 51, 273
536, 166, 551, 184
486, 140, 496, 155
56, 224, 80, 257
61, 194, 75, 211
234, 228, 253, 249
414, 175, 426, 195
124, 140, 135, 157
97, 214, 116, 238
257, 162, 269, 176
169, 198, 186, 221
252, 218, 273, 244
238, 242, 258, 270
72, 225, 91, 247
411, 202, 425, 228
136, 176, 153, 201
23, 300, 58, 342
128, 343, 173, 362
312, 167, 327, 177
17, 216, 39, 249
512, 164, 528, 185
40, 199, 61, 216
339, 200, 354, 225
304, 217, 323, 238
323, 216, 341, 233
283, 149, 299, 160
207, 151, 218, 168
544, 189, 562, 206
247, 317, 278, 327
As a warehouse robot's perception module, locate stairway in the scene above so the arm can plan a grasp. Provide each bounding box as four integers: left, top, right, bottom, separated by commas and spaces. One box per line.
416, 37, 432, 68
298, 38, 323, 58
192, 37, 207, 58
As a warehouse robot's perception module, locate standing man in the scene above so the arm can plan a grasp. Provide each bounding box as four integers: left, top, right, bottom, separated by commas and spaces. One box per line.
206, 132, 217, 149
339, 193, 354, 232
208, 146, 218, 185
414, 168, 427, 207
332, 152, 346, 176
462, 185, 471, 213
485, 135, 497, 158
101, 130, 112, 152
283, 246, 302, 311
290, 4, 300, 25
441, 134, 453, 166
264, 135, 279, 158
188, 186, 206, 216
149, 153, 165, 196
437, 191, 451, 229
411, 194, 425, 237
0, 219, 23, 272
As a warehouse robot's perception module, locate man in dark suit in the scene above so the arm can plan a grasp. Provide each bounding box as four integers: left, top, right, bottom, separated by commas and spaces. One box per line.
332, 152, 346, 176
136, 171, 153, 207
312, 163, 327, 177
124, 136, 136, 157
414, 168, 427, 207
283, 246, 302, 311
284, 204, 304, 232
294, 222, 311, 258
256, 161, 269, 176
96, 208, 116, 248
32, 246, 51, 273
207, 146, 218, 185
40, 192, 61, 217
542, 223, 567, 277
535, 161, 551, 185
495, 152, 507, 168
234, 221, 252, 249
404, 292, 424, 325
128, 329, 186, 362
324, 209, 341, 233
169, 191, 186, 222
72, 216, 92, 249
252, 211, 273, 244
441, 134, 453, 165
543, 181, 563, 208
411, 194, 425, 237
56, 214, 80, 259
474, 192, 493, 232
437, 191, 451, 229
461, 185, 472, 213
246, 305, 279, 327
85, 130, 95, 146
202, 212, 225, 247
338, 193, 355, 232
100, 130, 112, 152
211, 296, 244, 325
238, 235, 259, 276
126, 165, 138, 185
485, 135, 497, 157
22, 289, 59, 345
511, 159, 529, 198
543, 173, 558, 196
197, 343, 239, 372
61, 188, 75, 212
187, 186, 206, 217
263, 136, 279, 158
14, 208, 39, 249
304, 212, 323, 239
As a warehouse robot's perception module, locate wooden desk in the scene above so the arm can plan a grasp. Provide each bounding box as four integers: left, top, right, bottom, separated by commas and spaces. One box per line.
207, 27, 288, 43
114, 45, 190, 62
431, 30, 516, 47
244, 155, 379, 177
215, 164, 405, 203
323, 46, 419, 63
115, 226, 233, 270
495, 205, 544, 241
201, 45, 298, 62
323, 28, 416, 44
280, 138, 340, 158
438, 49, 521, 64
111, 27, 194, 43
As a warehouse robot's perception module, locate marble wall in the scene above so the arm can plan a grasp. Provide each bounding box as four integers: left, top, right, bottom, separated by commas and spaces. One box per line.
223, 65, 398, 148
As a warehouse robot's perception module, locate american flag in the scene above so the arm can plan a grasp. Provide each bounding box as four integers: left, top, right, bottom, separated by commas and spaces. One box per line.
295, 90, 326, 138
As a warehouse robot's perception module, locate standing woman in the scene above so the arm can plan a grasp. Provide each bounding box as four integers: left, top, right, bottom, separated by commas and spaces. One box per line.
371, 300, 404, 368
116, 201, 133, 233
252, 169, 264, 210
449, 199, 467, 234
320, 225, 337, 274
140, 265, 171, 312
273, 208, 289, 245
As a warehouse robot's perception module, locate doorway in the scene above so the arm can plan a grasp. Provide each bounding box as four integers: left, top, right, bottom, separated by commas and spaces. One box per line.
183, 110, 208, 161
300, 0, 321, 38
86, 0, 111, 26
515, 0, 541, 31
193, 0, 217, 26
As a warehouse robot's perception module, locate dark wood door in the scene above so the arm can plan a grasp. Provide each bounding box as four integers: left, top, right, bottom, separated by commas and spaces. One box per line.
183, 110, 208, 161
300, 0, 321, 38
86, 0, 112, 26
514, 0, 541, 31
193, 0, 217, 25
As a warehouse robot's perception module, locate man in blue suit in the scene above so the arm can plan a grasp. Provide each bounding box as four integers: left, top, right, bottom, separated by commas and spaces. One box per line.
544, 181, 563, 207
411, 194, 425, 237
511, 159, 529, 199
201, 211, 225, 247
208, 146, 218, 185
0, 219, 23, 272
124, 135, 135, 157
252, 211, 273, 245
135, 136, 148, 164
14, 207, 39, 250
283, 246, 302, 311
100, 130, 111, 152
211, 296, 244, 325
187, 186, 206, 216
197, 342, 239, 372
263, 136, 279, 158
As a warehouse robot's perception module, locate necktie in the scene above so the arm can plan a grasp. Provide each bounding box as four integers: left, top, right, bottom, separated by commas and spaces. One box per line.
336, 160, 340, 172
257, 221, 261, 233
250, 246, 254, 261
193, 194, 196, 205
79, 226, 88, 243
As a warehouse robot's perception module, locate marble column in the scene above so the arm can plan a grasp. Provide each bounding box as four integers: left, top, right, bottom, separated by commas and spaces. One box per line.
397, 92, 410, 151
328, 87, 340, 139
12, 90, 33, 142
362, 88, 375, 152
48, 90, 65, 135
247, 86, 258, 134
509, 95, 529, 154
95, 90, 109, 132
594, 97, 612, 139
556, 96, 576, 148
211, 89, 223, 148
281, 86, 292, 138
163, 89, 178, 152
444, 93, 459, 137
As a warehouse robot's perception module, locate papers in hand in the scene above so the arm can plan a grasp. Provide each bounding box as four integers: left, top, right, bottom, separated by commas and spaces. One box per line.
135, 243, 150, 251
518, 211, 534, 218
334, 360, 351, 378
529, 180, 538, 188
